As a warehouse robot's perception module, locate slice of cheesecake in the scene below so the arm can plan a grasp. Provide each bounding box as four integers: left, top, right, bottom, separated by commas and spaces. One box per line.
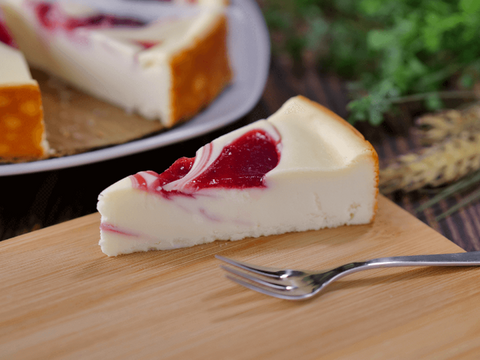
0, 15, 47, 160
97, 96, 379, 256
1, 0, 232, 128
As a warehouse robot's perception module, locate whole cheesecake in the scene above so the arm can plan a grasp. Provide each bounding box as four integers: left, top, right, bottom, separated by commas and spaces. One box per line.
0, 14, 48, 160
97, 96, 379, 256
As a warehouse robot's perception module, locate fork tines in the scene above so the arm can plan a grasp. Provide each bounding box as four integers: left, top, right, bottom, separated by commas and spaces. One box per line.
215, 255, 307, 300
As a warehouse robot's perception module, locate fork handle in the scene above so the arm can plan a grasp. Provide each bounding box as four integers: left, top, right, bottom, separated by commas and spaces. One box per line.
365, 251, 480, 268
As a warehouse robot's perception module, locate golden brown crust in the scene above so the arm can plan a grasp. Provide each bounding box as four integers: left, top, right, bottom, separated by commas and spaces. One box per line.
369, 167, 380, 223
0, 83, 47, 161
295, 95, 379, 221
169, 13, 232, 127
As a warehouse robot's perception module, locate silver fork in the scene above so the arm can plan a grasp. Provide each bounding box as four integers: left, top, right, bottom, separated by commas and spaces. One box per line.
216, 251, 480, 300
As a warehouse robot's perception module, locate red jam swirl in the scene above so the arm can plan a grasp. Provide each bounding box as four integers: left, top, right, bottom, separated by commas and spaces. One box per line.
0, 20, 17, 48
131, 157, 194, 194
130, 128, 281, 197
191, 129, 280, 190
135, 40, 162, 49
33, 2, 146, 32
100, 223, 139, 237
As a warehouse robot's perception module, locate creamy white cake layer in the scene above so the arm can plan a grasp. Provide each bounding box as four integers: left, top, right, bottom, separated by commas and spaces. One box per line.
0, 41, 36, 86
97, 96, 379, 256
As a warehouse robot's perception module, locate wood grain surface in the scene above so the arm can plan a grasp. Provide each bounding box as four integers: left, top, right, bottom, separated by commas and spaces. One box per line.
1, 195, 479, 359
33, 69, 165, 158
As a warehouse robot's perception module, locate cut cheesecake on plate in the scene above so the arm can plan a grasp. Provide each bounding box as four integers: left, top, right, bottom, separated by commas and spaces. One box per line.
0, 14, 48, 160
0, 0, 231, 161
97, 96, 379, 256
1, 0, 232, 127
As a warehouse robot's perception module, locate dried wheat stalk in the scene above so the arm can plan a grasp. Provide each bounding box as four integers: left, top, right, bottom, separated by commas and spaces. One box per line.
380, 131, 480, 193
413, 103, 480, 145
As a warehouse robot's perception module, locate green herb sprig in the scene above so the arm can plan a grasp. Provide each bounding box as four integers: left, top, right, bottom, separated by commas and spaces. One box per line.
262, 0, 480, 125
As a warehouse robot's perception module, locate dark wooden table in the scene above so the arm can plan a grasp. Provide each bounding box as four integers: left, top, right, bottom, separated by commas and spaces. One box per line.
2, 56, 480, 251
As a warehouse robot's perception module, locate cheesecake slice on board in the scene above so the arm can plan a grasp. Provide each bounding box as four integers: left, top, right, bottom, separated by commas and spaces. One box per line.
97, 96, 379, 256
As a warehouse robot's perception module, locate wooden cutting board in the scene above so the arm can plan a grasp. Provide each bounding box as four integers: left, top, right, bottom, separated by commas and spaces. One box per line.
1, 195, 480, 359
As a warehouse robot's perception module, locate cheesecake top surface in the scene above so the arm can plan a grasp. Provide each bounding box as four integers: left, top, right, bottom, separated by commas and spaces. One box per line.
269, 96, 377, 174
100, 96, 378, 197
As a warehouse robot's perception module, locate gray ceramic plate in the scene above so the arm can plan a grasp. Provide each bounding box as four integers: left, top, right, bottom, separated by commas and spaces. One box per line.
0, 0, 270, 176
